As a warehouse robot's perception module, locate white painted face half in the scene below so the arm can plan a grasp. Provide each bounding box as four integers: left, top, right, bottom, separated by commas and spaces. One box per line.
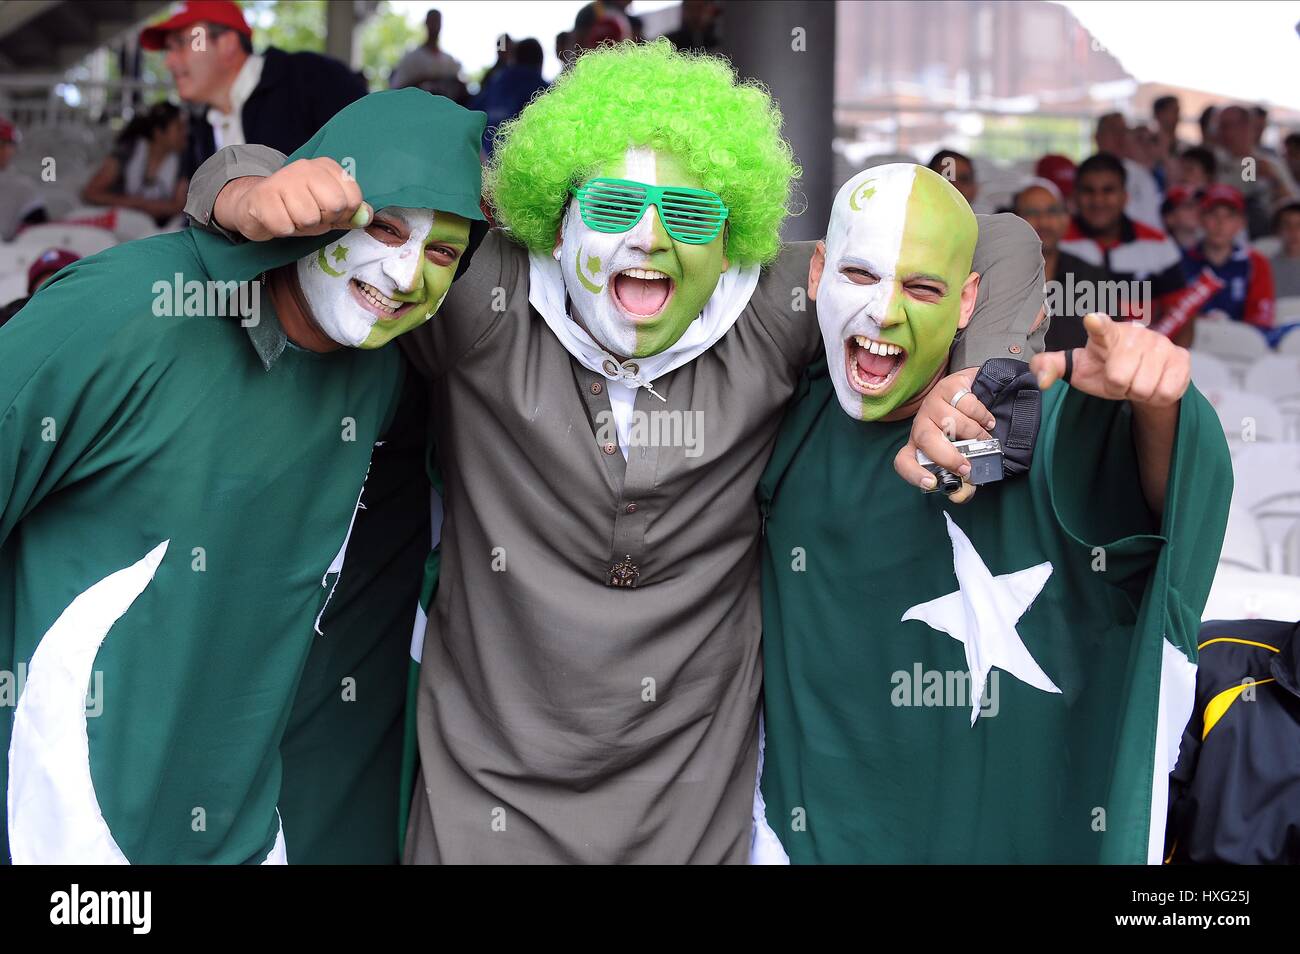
817, 164, 918, 418
559, 146, 665, 357
294, 206, 438, 348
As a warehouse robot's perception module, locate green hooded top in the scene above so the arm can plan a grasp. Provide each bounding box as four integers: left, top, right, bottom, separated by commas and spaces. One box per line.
0, 90, 484, 864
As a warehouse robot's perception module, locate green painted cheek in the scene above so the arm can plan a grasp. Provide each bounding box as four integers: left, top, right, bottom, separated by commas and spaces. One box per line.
358, 262, 456, 350
632, 235, 726, 358
855, 298, 957, 421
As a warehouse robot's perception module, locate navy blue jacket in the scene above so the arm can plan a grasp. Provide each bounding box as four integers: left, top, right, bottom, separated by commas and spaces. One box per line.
183, 46, 368, 179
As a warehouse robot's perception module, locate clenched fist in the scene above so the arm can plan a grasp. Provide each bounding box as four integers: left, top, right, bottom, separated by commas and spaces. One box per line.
1030, 312, 1191, 408
214, 156, 373, 241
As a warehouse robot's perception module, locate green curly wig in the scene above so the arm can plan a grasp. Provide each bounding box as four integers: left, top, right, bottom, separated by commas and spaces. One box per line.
485, 39, 800, 266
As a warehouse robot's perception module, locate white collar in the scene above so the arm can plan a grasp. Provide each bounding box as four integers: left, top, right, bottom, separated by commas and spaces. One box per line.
207, 54, 265, 128
527, 249, 760, 400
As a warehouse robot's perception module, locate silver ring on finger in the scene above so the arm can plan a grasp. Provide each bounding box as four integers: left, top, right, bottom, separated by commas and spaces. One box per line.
949, 387, 971, 408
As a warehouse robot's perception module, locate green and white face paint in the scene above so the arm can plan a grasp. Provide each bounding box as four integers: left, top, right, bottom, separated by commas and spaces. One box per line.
816, 163, 978, 421
295, 206, 470, 349
557, 147, 729, 359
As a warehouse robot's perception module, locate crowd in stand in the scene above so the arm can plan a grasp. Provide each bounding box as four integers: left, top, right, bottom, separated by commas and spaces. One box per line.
935, 98, 1300, 352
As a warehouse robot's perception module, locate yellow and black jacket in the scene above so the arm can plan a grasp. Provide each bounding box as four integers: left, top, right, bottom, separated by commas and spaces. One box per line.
1166, 618, 1300, 864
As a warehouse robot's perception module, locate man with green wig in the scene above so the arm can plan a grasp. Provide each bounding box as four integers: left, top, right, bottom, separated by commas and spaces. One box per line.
188, 41, 1044, 863
0, 89, 485, 863
755, 163, 1232, 863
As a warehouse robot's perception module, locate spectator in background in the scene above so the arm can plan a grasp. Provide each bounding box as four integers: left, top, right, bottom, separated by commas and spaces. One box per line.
471, 38, 548, 160
390, 9, 467, 103
141, 0, 367, 177
1012, 179, 1110, 352
1215, 104, 1297, 238
572, 2, 633, 52
1161, 186, 1202, 251
1095, 112, 1162, 228
1060, 153, 1208, 344
80, 101, 189, 227
607, 1, 645, 41
1283, 131, 1300, 187
1251, 105, 1278, 159
1153, 95, 1184, 154
1035, 153, 1076, 203
1268, 200, 1300, 299
0, 117, 47, 241
927, 148, 977, 206
667, 0, 722, 53
480, 35, 513, 89
1199, 105, 1218, 147
1177, 145, 1217, 191
1181, 185, 1274, 329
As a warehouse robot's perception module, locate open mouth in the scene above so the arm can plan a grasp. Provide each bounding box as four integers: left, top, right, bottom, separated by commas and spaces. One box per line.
611, 267, 675, 320
845, 334, 906, 394
350, 279, 417, 321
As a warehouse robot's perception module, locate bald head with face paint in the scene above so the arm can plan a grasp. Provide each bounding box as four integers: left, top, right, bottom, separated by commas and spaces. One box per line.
810, 163, 980, 421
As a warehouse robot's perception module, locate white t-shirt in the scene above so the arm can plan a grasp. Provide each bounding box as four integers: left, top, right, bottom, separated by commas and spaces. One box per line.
389, 46, 462, 90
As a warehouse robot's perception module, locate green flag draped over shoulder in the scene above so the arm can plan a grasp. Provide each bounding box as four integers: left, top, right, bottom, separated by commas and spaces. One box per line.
757, 361, 1231, 863
0, 89, 485, 864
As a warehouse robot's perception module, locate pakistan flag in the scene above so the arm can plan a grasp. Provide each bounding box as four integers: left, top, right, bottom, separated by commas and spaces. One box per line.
757, 360, 1231, 863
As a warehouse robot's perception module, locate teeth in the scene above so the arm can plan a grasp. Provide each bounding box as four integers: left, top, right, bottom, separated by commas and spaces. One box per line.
356, 280, 404, 314
621, 268, 670, 280
852, 335, 901, 356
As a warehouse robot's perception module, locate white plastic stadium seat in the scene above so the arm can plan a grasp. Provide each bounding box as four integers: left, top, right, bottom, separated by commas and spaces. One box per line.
1218, 502, 1268, 572
12, 223, 115, 259
1189, 352, 1234, 395
0, 243, 41, 281
1206, 387, 1286, 447
1252, 236, 1282, 258
1190, 318, 1270, 385
1276, 296, 1300, 323
1244, 354, 1300, 441
1203, 565, 1300, 623
64, 206, 161, 242
0, 272, 27, 307
1230, 441, 1300, 573
1285, 521, 1300, 578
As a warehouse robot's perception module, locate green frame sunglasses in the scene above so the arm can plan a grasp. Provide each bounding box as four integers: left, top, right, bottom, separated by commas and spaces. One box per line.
571, 177, 729, 245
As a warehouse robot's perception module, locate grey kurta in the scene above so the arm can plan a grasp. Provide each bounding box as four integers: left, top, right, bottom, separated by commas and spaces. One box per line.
401, 230, 819, 863
184, 146, 1042, 863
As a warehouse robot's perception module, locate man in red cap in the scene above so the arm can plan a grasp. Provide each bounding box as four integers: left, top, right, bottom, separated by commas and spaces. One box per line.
1034, 153, 1076, 202
0, 116, 48, 240
140, 1, 367, 181
1180, 184, 1275, 328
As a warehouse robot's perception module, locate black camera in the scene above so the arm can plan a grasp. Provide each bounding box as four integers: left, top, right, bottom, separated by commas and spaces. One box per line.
916, 438, 1005, 495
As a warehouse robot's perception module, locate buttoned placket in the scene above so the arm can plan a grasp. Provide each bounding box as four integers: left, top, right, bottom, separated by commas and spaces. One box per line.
572, 359, 663, 587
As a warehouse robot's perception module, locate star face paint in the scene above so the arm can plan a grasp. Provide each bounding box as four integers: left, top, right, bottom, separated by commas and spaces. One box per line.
294, 206, 470, 349
814, 163, 978, 421
558, 147, 728, 358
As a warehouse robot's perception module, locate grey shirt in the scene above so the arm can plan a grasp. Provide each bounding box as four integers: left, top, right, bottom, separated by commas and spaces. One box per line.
186, 147, 1044, 863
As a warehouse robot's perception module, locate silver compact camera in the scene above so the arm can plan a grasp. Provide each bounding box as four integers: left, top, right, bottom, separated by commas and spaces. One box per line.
916, 438, 1004, 495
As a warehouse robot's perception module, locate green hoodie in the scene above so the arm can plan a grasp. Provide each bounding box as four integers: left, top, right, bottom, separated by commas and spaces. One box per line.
0, 90, 484, 864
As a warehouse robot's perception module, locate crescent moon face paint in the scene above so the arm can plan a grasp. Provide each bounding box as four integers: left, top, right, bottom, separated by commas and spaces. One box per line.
559, 146, 729, 359
295, 206, 470, 349
816, 163, 979, 421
